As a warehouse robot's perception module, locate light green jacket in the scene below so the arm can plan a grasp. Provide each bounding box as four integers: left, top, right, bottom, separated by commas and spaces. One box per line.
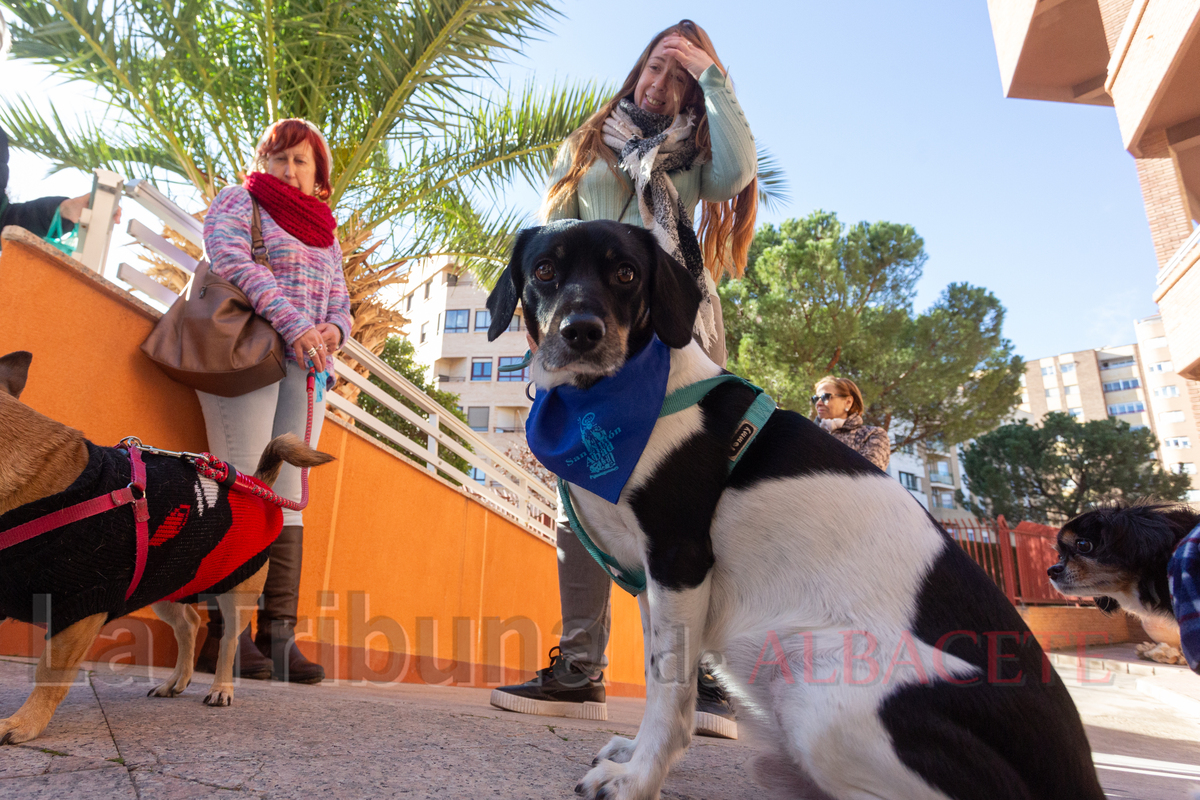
545, 65, 757, 366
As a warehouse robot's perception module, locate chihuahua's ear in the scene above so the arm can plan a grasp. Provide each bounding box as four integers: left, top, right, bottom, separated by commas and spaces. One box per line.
0, 351, 33, 399
1094, 596, 1120, 616
487, 227, 539, 342
646, 233, 702, 349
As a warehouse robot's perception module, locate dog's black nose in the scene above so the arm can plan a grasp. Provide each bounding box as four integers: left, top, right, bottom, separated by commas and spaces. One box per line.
1047, 563, 1064, 579
560, 314, 606, 352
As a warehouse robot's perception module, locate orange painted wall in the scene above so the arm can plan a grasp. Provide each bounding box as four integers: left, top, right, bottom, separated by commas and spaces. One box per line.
0, 229, 646, 695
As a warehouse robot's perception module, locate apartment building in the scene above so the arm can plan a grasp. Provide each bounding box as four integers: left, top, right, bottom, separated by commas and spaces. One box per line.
1017, 323, 1200, 502
400, 257, 532, 451
1135, 314, 1200, 501
986, 1, 1200, 379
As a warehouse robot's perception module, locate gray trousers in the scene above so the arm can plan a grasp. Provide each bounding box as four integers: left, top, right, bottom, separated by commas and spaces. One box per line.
195, 362, 326, 528
556, 517, 612, 677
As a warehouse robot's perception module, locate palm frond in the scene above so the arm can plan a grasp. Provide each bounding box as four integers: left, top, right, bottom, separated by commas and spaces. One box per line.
755, 145, 789, 211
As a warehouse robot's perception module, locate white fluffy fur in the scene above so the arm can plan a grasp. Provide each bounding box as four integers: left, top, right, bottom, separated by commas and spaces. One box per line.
554, 342, 976, 800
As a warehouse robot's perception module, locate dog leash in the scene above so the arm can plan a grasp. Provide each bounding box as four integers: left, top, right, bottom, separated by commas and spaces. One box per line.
559, 374, 776, 596
0, 370, 320, 601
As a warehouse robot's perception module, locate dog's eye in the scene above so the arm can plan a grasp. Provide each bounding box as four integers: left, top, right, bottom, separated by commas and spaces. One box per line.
615, 264, 636, 284
534, 261, 556, 282
1076, 540, 1094, 554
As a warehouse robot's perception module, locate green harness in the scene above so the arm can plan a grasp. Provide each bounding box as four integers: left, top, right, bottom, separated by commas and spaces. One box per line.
557, 374, 776, 596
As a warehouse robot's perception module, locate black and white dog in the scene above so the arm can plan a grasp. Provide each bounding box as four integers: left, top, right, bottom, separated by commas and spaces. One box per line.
487, 220, 1103, 800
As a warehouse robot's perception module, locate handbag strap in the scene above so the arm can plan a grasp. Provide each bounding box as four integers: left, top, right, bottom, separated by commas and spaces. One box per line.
249, 200, 272, 271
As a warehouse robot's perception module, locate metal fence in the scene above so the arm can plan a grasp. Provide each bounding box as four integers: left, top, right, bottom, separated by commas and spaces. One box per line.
69, 169, 557, 543
943, 516, 1086, 606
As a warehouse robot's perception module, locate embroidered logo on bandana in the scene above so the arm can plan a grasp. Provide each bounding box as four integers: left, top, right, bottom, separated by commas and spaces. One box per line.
526, 337, 671, 504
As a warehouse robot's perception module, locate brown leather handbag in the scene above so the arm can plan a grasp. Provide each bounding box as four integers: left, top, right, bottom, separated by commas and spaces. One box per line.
140, 200, 286, 397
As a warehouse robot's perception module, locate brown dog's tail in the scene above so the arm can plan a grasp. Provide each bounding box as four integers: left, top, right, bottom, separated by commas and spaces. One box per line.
253, 433, 335, 487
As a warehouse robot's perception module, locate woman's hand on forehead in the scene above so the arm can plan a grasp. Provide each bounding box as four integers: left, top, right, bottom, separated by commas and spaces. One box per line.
660, 33, 715, 80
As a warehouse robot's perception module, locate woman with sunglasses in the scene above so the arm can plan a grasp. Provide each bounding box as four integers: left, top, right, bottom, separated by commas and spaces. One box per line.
812, 376, 890, 470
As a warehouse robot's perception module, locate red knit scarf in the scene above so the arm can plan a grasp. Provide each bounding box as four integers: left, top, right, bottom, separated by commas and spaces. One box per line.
243, 172, 337, 248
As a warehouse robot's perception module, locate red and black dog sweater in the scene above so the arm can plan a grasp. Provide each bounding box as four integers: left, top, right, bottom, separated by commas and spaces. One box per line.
0, 442, 283, 635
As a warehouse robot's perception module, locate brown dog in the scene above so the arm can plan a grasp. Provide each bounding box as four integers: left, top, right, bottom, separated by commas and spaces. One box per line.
0, 351, 333, 744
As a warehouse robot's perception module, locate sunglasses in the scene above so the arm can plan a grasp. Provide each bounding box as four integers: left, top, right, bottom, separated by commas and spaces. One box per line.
810, 392, 844, 405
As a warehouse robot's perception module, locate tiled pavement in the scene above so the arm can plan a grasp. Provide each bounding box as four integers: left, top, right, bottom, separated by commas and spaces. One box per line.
0, 646, 1197, 799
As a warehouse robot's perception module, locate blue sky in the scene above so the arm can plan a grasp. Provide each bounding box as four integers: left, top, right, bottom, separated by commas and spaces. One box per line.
4, 0, 1161, 359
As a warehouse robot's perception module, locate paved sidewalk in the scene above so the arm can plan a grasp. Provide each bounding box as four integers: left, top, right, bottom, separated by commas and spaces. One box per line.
1, 651, 1198, 799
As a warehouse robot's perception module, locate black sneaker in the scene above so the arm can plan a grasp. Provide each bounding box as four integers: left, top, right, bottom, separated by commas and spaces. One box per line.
490, 646, 607, 720
695, 671, 737, 739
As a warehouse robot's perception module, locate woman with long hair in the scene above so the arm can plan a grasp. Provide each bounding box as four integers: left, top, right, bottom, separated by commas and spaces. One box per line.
491, 20, 756, 739
194, 118, 351, 685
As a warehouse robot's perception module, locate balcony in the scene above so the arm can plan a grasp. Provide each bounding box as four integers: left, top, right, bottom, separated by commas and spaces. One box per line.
1154, 226, 1200, 380
437, 374, 466, 383
929, 471, 954, 487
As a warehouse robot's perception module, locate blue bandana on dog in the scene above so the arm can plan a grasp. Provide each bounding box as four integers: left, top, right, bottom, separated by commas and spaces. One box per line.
1169, 522, 1200, 674
526, 336, 670, 504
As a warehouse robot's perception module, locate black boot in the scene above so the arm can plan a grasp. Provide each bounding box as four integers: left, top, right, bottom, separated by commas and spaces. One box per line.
194, 603, 272, 680
254, 525, 325, 684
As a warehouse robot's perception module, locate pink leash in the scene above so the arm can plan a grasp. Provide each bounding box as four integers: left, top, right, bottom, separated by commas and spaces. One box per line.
0, 370, 319, 600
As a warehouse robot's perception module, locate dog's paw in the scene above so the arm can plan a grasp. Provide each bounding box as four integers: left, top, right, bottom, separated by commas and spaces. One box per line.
593, 735, 636, 766
575, 759, 658, 800
0, 715, 46, 745
202, 689, 233, 707
1136, 641, 1187, 665
148, 676, 191, 698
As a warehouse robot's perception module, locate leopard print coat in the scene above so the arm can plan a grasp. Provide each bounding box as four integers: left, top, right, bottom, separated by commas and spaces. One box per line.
827, 414, 890, 471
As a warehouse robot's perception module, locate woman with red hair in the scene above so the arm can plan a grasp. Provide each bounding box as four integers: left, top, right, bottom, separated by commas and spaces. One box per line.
194, 118, 351, 684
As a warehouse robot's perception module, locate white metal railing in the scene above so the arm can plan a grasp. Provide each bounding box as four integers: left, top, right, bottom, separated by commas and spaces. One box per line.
1154, 224, 1200, 304
72, 170, 557, 542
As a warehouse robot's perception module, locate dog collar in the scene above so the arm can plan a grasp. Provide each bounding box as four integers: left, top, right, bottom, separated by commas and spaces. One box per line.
560, 374, 776, 596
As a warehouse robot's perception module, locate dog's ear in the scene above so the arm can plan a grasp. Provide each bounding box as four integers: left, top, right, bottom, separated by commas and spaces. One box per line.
646, 234, 702, 349
487, 227, 538, 342
1094, 596, 1120, 616
0, 351, 33, 399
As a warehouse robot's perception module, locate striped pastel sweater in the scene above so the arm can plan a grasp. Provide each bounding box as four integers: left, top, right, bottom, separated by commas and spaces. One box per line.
204, 185, 352, 361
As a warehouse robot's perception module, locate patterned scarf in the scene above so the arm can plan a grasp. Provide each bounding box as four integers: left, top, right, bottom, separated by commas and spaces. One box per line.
244, 172, 337, 248
602, 99, 716, 349
1168, 522, 1200, 673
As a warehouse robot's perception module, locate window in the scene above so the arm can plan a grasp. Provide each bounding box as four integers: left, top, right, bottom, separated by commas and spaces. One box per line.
1019, 374, 1026, 387
466, 407, 489, 432
1143, 336, 1168, 350
419, 322, 428, 344
446, 273, 458, 287
898, 472, 921, 491
1154, 385, 1180, 398
1060, 363, 1076, 373
423, 280, 432, 300
1041, 366, 1055, 376
475, 309, 491, 331
1149, 361, 1175, 373
436, 313, 441, 334
929, 462, 953, 484
1068, 409, 1083, 419
471, 358, 492, 381
1108, 402, 1145, 415
498, 356, 530, 381
1164, 437, 1191, 449
508, 315, 522, 332
406, 293, 413, 312
444, 309, 469, 333
1103, 379, 1140, 392
1064, 385, 1079, 395
933, 490, 955, 509
1100, 359, 1135, 371
1045, 387, 1059, 398
1159, 410, 1186, 424
1175, 463, 1197, 475
1020, 392, 1029, 405
469, 467, 485, 484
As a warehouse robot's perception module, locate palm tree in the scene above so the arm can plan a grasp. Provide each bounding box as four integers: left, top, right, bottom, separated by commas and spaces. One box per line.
1, 0, 609, 351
